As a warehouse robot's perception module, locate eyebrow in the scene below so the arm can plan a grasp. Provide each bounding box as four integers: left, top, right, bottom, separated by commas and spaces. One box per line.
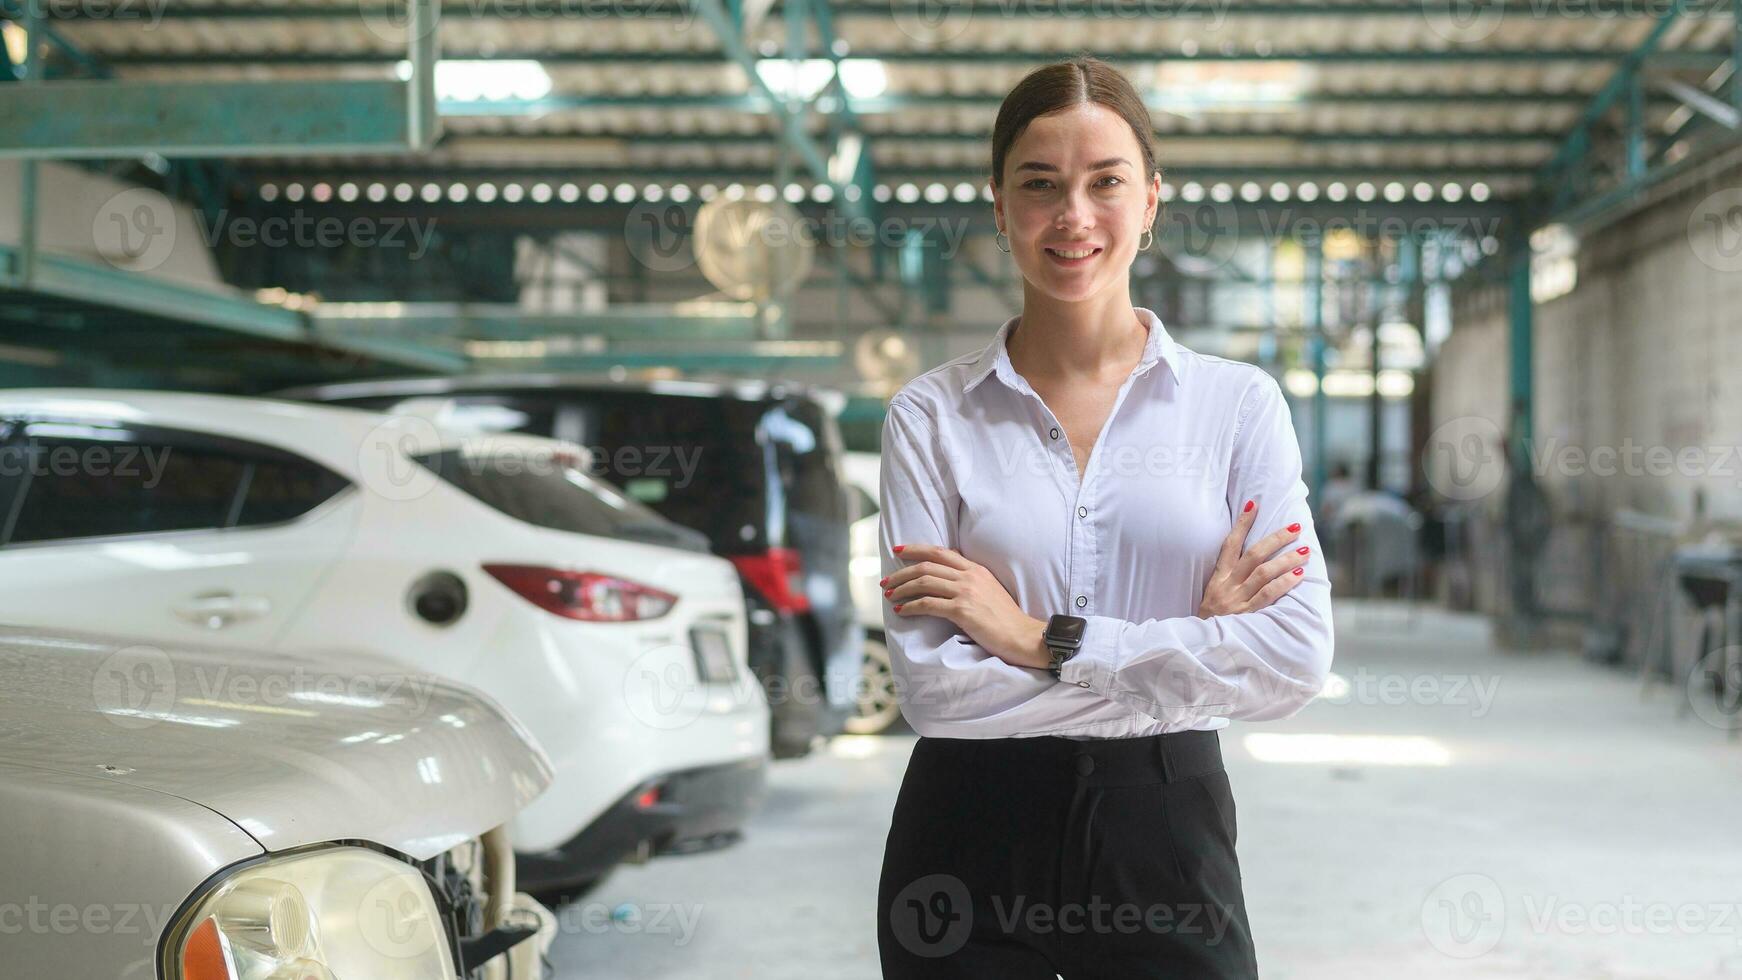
1013, 157, 1133, 174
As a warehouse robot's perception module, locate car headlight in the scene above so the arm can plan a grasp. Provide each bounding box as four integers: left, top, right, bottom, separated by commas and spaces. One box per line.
166, 846, 457, 980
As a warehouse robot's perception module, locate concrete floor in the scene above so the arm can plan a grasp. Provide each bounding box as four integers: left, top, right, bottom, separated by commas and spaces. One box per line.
549, 599, 1742, 979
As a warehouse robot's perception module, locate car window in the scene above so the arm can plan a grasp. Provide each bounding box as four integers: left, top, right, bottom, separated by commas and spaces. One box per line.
766, 399, 849, 524
394, 391, 766, 550
1, 421, 349, 546
236, 455, 352, 527
413, 445, 708, 551
7, 425, 246, 544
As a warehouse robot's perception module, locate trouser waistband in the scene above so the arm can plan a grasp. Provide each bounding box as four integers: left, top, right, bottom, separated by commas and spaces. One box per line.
913, 728, 1222, 787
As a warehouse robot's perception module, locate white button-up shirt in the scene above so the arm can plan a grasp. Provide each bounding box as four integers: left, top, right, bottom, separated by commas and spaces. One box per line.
878, 306, 1334, 739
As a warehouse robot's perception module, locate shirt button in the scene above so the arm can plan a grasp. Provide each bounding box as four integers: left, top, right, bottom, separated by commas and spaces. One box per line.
1075, 595, 1087, 608
1049, 427, 1060, 440
1076, 681, 1090, 688
1074, 754, 1096, 777
1077, 506, 1088, 518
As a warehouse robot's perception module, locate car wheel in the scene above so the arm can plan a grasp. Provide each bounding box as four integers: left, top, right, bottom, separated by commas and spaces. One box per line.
843, 636, 903, 735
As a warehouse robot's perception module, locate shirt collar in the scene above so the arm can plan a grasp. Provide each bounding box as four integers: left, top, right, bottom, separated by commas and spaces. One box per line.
962, 306, 1183, 395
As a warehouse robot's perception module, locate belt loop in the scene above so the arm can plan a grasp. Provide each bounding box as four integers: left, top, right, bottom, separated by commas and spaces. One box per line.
1156, 734, 1176, 783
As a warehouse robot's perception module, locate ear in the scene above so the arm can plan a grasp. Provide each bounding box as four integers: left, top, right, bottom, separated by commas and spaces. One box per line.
987, 176, 1002, 231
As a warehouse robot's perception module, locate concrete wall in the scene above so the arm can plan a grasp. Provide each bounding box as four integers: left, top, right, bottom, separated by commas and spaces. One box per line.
1431, 146, 1742, 663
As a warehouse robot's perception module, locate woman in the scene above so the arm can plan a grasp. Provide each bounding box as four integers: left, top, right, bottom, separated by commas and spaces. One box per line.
875, 57, 1335, 979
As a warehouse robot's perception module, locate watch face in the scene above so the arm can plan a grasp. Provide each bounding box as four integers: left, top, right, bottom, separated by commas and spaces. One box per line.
1047, 615, 1087, 644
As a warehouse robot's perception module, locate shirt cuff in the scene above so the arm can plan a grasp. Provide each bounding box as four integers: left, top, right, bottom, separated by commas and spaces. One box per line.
1057, 615, 1120, 693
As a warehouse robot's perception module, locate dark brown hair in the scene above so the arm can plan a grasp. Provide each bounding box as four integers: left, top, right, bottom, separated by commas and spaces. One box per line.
989, 56, 1161, 188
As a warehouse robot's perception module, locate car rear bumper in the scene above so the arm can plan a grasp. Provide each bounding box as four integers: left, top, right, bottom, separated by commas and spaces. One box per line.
515, 756, 769, 892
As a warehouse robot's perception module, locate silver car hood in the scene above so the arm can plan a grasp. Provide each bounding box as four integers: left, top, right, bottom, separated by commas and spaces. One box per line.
0, 625, 553, 861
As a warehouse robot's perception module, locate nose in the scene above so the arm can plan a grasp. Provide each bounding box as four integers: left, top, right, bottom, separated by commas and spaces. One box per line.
1053, 185, 1093, 232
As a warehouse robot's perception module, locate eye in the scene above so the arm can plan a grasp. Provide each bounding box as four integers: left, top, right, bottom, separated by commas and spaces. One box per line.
1022, 178, 1052, 190
1098, 175, 1124, 187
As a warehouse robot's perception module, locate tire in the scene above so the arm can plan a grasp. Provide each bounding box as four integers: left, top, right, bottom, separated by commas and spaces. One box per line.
843, 636, 903, 735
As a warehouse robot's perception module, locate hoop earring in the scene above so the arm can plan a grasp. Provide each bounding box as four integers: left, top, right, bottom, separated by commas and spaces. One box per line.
1138, 227, 1154, 252
995, 230, 1011, 253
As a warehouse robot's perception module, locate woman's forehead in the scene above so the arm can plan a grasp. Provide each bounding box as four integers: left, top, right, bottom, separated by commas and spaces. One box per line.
1009, 104, 1140, 161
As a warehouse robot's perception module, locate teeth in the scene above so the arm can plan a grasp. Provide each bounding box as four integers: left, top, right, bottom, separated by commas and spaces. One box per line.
1050, 248, 1096, 259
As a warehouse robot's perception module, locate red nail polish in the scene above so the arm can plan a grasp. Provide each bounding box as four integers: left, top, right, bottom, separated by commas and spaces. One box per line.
879, 577, 888, 586
1288, 523, 1301, 533
893, 545, 905, 554
884, 589, 893, 597
1243, 499, 1254, 513
1292, 567, 1303, 576
893, 604, 903, 612
1297, 546, 1310, 554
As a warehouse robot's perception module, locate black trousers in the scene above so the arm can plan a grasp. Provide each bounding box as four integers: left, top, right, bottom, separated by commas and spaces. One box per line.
877, 729, 1257, 979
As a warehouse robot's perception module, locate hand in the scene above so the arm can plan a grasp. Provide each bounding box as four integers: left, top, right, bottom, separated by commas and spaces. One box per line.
1199, 499, 1310, 617
882, 543, 1050, 670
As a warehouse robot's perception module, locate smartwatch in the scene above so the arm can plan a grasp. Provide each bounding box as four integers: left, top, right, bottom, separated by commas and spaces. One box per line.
1043, 613, 1088, 679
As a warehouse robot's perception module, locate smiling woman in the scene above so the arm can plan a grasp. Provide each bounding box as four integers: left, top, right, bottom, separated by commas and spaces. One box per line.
874, 57, 1335, 979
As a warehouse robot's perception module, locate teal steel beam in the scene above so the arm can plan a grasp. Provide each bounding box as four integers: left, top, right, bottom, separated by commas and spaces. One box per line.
0, 249, 467, 372
244, 164, 1535, 181
1532, 1, 1689, 214
312, 304, 765, 342
42, 0, 1730, 17
16, 0, 41, 287
1305, 237, 1326, 502
94, 47, 1734, 67
691, 0, 831, 185
0, 0, 439, 158
473, 350, 844, 372
1506, 224, 1532, 474
0, 80, 435, 158
438, 123, 1571, 144
434, 91, 1682, 112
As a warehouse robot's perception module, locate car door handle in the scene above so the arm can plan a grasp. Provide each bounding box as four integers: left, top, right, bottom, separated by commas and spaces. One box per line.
173, 591, 273, 630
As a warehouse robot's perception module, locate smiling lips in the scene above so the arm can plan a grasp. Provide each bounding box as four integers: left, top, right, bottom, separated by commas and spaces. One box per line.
1044, 245, 1103, 266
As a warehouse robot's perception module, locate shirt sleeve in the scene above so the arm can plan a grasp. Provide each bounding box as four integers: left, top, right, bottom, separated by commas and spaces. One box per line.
1056, 372, 1336, 725
878, 398, 1073, 738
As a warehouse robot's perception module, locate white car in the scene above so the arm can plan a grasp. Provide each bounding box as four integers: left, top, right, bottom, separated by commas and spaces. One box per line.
841, 450, 902, 735
0, 390, 770, 900
0, 622, 558, 980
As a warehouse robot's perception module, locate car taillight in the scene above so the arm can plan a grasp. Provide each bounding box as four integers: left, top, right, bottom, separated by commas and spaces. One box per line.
727, 547, 810, 613
483, 564, 678, 621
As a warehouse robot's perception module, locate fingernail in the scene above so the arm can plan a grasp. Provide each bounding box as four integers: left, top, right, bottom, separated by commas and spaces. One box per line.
893, 604, 904, 612
1297, 546, 1310, 555
1292, 567, 1303, 576
893, 545, 906, 554
879, 577, 888, 587
1288, 523, 1301, 532
884, 589, 893, 597
1243, 499, 1254, 513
